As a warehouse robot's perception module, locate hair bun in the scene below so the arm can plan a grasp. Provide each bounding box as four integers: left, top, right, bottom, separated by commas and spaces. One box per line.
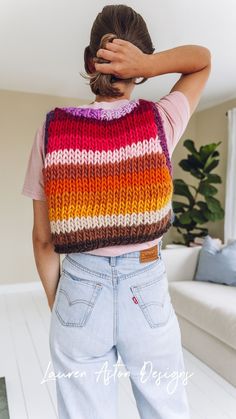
100, 33, 117, 49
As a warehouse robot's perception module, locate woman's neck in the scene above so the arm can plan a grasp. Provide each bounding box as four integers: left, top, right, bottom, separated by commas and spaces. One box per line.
94, 95, 131, 103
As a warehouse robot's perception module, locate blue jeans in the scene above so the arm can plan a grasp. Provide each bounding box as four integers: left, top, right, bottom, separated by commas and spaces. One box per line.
49, 241, 191, 419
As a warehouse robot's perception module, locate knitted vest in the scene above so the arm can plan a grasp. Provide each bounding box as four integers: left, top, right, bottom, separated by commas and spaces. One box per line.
42, 98, 175, 254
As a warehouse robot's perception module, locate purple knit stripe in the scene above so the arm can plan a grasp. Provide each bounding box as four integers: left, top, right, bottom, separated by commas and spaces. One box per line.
151, 102, 173, 177
58, 99, 139, 120
44, 110, 55, 157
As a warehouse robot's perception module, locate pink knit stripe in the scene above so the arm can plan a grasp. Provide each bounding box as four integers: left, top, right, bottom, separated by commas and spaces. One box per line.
44, 136, 163, 167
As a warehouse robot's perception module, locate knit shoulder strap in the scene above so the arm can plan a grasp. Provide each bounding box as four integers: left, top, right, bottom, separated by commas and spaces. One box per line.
150, 102, 173, 178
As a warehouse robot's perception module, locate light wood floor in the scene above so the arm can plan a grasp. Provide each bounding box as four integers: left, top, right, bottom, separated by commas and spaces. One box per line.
0, 283, 235, 419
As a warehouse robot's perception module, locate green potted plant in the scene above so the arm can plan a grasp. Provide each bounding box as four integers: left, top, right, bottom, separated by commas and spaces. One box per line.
172, 139, 224, 246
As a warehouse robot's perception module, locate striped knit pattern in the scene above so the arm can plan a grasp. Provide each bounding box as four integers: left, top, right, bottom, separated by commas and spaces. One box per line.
42, 98, 174, 254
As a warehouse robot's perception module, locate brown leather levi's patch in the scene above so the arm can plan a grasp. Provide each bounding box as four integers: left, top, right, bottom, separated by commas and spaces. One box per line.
139, 245, 159, 263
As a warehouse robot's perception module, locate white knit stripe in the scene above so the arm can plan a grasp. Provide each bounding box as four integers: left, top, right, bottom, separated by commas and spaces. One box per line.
50, 201, 172, 235
45, 136, 163, 167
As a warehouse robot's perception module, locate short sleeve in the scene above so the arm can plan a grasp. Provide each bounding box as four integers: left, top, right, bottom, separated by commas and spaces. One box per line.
21, 122, 46, 201
155, 91, 191, 157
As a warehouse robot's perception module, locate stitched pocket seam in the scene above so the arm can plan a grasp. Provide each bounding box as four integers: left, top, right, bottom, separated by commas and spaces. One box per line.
130, 277, 171, 328
62, 269, 103, 288
55, 278, 103, 327
65, 255, 109, 279
121, 259, 164, 280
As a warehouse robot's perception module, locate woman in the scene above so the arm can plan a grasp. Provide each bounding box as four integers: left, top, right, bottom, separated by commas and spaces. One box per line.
22, 4, 211, 419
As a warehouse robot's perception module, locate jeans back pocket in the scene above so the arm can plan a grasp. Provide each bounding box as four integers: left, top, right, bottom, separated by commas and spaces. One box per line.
55, 269, 103, 327
130, 273, 172, 328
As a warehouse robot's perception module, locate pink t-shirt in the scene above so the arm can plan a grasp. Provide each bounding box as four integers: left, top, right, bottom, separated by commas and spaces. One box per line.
21, 91, 190, 256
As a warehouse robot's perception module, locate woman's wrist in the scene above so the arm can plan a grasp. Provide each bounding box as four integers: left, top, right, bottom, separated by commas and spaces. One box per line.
141, 45, 211, 79
140, 53, 155, 79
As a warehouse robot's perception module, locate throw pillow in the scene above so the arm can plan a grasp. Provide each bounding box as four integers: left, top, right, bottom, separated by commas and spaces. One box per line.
194, 235, 236, 286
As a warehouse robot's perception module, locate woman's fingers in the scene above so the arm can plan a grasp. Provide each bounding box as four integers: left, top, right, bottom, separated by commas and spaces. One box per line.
94, 38, 131, 67
93, 62, 116, 75
102, 41, 123, 52
112, 38, 129, 46
92, 38, 141, 78
96, 48, 117, 62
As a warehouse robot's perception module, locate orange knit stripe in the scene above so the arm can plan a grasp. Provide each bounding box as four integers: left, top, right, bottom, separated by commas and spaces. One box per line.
47, 183, 173, 221
44, 167, 172, 196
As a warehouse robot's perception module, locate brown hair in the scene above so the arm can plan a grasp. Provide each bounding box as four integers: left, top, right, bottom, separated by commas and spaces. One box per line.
81, 4, 155, 98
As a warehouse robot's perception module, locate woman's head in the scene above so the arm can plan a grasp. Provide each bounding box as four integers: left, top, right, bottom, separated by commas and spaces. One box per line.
82, 4, 155, 98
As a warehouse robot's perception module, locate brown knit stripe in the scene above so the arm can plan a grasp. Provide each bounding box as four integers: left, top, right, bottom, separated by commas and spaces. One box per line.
43, 151, 167, 181
52, 210, 172, 253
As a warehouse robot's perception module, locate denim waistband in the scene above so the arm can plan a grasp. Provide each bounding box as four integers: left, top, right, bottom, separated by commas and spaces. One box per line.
80, 239, 163, 260
118, 240, 162, 258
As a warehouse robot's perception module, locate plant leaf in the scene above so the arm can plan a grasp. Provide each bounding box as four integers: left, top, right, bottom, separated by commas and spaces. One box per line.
179, 211, 193, 224
173, 214, 196, 230
172, 201, 189, 213
183, 139, 198, 154
188, 154, 204, 169
204, 210, 218, 221
198, 181, 218, 196
173, 179, 195, 205
205, 196, 223, 213
196, 201, 208, 211
189, 168, 205, 179
199, 142, 221, 163
213, 207, 225, 219
204, 159, 219, 173
196, 201, 218, 221
190, 209, 208, 224
179, 159, 192, 172
206, 173, 222, 183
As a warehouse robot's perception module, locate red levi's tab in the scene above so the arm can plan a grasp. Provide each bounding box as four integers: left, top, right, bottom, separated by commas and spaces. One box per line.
132, 296, 139, 304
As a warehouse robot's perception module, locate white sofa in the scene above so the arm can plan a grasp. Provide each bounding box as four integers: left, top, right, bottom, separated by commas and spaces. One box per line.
161, 245, 236, 387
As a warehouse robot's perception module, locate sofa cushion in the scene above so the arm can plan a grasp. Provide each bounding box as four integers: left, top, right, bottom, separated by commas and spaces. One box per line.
194, 235, 236, 286
168, 280, 236, 350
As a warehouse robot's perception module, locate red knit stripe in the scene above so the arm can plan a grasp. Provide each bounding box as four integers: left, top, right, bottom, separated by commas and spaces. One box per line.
47, 105, 158, 153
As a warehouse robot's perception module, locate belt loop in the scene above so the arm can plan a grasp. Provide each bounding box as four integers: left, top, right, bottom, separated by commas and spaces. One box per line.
159, 240, 162, 258
109, 256, 117, 267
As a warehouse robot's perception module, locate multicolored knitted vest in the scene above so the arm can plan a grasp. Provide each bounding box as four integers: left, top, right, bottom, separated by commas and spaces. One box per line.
42, 98, 175, 254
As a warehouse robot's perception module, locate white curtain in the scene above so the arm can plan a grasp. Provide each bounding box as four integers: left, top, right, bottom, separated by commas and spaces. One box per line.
224, 107, 236, 244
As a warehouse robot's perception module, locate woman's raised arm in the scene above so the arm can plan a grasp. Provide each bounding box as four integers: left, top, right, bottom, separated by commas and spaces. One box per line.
94, 40, 211, 116
149, 44, 211, 116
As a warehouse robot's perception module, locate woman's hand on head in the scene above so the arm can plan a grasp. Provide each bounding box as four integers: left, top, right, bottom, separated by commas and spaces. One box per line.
93, 38, 151, 79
